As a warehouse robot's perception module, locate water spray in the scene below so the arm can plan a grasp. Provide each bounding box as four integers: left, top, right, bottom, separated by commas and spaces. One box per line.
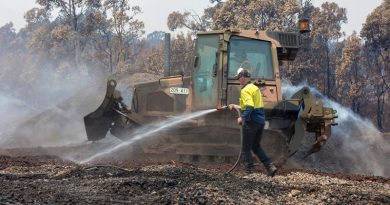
283, 81, 390, 177
80, 108, 218, 163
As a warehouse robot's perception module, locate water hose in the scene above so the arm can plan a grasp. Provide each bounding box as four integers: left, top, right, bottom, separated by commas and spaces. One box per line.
227, 106, 243, 173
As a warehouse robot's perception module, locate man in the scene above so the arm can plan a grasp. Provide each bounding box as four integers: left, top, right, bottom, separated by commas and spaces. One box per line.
229, 68, 277, 177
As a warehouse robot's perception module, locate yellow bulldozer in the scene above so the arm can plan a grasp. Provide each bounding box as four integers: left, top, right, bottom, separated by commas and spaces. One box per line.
84, 26, 337, 165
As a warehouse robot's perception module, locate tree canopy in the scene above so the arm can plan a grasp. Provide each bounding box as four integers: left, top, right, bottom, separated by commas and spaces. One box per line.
0, 0, 389, 131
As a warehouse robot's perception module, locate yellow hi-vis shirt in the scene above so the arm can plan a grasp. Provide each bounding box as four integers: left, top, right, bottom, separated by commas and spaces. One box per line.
240, 83, 264, 110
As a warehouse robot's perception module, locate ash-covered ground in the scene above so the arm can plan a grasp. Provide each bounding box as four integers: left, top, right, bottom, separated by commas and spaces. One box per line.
0, 155, 388, 204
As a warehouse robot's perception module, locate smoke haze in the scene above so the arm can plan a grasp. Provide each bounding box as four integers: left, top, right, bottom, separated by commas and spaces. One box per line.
283, 81, 390, 177
0, 64, 108, 148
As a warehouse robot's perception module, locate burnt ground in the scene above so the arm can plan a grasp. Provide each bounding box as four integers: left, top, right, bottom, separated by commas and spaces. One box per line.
0, 155, 389, 204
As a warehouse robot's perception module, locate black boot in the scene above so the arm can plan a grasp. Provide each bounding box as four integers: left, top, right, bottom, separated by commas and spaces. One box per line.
246, 169, 253, 175
265, 163, 277, 177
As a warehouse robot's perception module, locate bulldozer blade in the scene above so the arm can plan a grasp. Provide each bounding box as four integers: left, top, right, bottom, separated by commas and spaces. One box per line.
287, 117, 305, 156
84, 80, 118, 141
84, 115, 113, 141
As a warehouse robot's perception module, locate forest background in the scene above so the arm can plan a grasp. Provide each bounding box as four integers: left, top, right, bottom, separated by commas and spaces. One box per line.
0, 0, 389, 131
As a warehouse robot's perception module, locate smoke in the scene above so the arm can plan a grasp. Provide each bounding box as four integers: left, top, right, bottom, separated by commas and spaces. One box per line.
0, 94, 37, 146
0, 63, 109, 148
283, 81, 390, 177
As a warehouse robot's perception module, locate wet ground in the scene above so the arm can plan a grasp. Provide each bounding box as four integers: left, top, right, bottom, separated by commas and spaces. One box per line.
0, 155, 389, 204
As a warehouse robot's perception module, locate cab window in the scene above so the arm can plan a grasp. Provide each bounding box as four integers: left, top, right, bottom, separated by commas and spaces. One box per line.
192, 35, 219, 108
228, 37, 274, 80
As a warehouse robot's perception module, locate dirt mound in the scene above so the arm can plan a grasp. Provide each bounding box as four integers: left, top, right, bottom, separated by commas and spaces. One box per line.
0, 155, 388, 204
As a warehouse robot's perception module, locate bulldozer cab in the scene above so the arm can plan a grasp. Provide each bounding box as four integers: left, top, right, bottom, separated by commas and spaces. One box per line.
192, 30, 298, 110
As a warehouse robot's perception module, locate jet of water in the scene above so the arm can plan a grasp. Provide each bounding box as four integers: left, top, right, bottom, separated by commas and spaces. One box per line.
79, 109, 217, 163
282, 81, 390, 177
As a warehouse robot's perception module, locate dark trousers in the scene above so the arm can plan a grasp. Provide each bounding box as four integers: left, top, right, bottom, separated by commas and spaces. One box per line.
242, 121, 271, 172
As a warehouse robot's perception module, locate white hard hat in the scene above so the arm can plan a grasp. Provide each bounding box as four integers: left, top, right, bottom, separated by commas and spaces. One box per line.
234, 67, 250, 78
236, 67, 244, 75
234, 67, 244, 78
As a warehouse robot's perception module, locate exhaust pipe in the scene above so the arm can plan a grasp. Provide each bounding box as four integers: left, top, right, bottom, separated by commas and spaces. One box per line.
164, 33, 171, 77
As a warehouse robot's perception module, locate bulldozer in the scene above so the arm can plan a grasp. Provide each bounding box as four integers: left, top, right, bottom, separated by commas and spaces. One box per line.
84, 25, 337, 165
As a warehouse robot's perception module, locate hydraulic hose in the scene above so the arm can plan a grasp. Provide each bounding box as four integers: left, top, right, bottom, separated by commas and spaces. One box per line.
227, 106, 243, 173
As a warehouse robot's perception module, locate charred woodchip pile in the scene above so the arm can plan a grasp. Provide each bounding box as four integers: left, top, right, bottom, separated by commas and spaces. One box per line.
0, 155, 389, 204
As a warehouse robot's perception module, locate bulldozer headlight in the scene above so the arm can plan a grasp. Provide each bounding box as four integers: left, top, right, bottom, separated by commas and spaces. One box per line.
298, 19, 311, 34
